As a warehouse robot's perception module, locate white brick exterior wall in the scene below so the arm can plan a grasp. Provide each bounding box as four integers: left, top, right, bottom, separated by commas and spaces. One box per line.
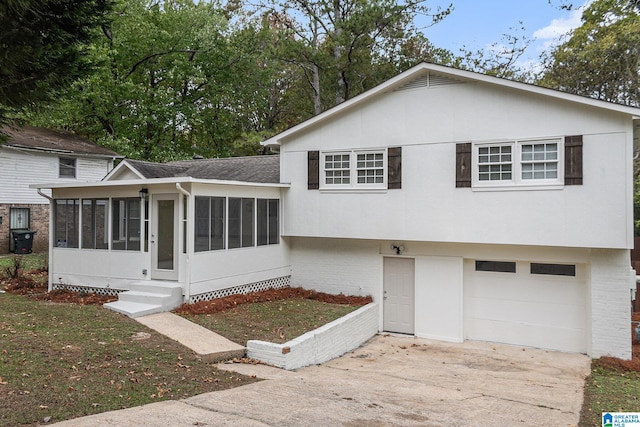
247, 303, 378, 370
590, 249, 634, 359
289, 237, 381, 299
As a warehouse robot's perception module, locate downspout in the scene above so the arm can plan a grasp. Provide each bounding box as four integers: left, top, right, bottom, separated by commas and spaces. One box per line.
175, 183, 191, 302
36, 189, 54, 292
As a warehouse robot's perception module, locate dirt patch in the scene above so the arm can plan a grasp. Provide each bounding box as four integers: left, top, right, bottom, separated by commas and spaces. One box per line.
175, 287, 372, 316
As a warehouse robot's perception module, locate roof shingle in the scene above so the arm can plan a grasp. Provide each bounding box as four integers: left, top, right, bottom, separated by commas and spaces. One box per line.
2, 126, 120, 157
126, 155, 280, 184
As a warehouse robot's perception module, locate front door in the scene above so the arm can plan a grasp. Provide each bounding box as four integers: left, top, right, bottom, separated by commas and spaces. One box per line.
383, 257, 415, 334
151, 194, 178, 280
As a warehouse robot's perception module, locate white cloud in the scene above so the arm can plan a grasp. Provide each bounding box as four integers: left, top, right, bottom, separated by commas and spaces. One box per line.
533, 0, 593, 47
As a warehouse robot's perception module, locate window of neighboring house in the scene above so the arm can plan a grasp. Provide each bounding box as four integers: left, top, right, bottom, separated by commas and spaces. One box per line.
59, 157, 77, 178
81, 199, 108, 249
9, 207, 30, 229
195, 196, 225, 252
257, 199, 279, 246
322, 150, 386, 189
473, 138, 562, 188
111, 198, 140, 251
54, 199, 79, 248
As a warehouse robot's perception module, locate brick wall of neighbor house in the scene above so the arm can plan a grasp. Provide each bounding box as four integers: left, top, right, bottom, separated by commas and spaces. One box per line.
0, 203, 49, 254
590, 248, 634, 359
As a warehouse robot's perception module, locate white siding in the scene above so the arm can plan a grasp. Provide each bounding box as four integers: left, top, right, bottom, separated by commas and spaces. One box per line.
280, 81, 634, 250
0, 147, 113, 204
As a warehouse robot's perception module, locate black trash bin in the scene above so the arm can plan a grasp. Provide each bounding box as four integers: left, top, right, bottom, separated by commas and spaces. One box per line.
11, 230, 36, 254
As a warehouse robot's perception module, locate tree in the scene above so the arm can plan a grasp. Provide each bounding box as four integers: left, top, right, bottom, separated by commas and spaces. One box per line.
30, 0, 279, 161
539, 0, 640, 106
258, 0, 452, 115
0, 0, 113, 128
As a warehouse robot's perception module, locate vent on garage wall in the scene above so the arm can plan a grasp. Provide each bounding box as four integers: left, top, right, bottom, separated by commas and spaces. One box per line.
395, 72, 464, 92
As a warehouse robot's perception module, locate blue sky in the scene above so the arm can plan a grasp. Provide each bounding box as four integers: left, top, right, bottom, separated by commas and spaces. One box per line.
419, 0, 591, 69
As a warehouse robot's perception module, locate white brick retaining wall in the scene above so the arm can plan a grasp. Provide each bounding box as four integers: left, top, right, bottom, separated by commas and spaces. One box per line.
247, 303, 378, 370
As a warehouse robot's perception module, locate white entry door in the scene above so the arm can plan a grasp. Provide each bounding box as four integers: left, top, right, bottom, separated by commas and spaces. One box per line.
151, 194, 179, 281
383, 257, 415, 334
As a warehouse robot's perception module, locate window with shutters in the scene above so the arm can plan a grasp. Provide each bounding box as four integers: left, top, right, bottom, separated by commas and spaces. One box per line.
472, 138, 564, 189
321, 149, 387, 189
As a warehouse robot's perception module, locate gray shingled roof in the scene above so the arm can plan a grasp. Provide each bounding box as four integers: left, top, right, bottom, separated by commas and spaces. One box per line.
2, 126, 121, 157
126, 155, 280, 184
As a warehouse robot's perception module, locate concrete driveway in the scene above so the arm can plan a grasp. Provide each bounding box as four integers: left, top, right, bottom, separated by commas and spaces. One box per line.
53, 334, 590, 426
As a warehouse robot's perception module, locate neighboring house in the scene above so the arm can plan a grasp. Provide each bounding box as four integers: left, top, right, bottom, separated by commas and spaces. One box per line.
35, 63, 640, 360
0, 126, 121, 253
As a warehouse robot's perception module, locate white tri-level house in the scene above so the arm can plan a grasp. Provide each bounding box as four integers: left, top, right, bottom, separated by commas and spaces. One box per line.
35, 63, 640, 360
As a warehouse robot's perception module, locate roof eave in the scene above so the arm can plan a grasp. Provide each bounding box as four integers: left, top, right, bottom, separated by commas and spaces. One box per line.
3, 143, 122, 158
31, 176, 289, 190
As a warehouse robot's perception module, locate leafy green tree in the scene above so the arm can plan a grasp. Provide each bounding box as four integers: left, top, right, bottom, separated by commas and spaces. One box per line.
539, 0, 640, 106
0, 0, 112, 130
31, 0, 277, 161
258, 0, 452, 115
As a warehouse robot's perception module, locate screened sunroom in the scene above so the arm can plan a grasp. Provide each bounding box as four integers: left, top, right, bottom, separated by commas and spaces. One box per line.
33, 156, 291, 315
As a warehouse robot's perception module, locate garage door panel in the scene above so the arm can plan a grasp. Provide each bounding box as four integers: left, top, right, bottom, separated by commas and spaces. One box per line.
463, 260, 587, 353
466, 318, 586, 354
466, 277, 583, 302
466, 297, 586, 327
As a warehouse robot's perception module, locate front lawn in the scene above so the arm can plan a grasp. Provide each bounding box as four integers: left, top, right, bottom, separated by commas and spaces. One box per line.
0, 293, 257, 426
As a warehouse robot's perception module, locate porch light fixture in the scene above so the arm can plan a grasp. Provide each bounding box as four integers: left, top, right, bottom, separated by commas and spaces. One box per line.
139, 188, 148, 199
391, 244, 404, 255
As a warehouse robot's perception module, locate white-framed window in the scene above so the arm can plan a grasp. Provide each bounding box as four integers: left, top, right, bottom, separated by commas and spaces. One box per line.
473, 138, 563, 188
478, 144, 512, 182
59, 157, 76, 178
322, 149, 386, 189
521, 142, 558, 180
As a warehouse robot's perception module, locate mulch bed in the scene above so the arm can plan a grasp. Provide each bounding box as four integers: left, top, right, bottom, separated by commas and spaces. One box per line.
2, 272, 117, 304
2, 272, 371, 313
595, 312, 640, 372
174, 287, 372, 315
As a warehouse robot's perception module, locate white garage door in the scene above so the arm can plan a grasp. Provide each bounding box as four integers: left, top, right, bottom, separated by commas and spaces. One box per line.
464, 259, 587, 353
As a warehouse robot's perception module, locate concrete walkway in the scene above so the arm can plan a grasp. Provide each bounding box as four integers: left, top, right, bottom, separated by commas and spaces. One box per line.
52, 335, 590, 427
136, 312, 245, 362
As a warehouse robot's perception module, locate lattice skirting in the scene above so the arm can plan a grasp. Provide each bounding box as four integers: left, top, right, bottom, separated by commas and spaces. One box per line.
189, 276, 291, 304
52, 284, 124, 297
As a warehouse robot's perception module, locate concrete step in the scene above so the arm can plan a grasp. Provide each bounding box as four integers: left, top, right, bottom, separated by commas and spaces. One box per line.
104, 300, 166, 318
118, 290, 176, 306
129, 282, 182, 298
104, 281, 184, 318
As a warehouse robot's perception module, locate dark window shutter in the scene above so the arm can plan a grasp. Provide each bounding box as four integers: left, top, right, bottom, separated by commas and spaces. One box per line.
388, 147, 402, 189
456, 143, 472, 188
308, 151, 319, 190
565, 135, 583, 185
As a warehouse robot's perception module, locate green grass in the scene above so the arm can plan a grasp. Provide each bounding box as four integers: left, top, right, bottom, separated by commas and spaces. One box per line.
181, 297, 359, 345
0, 293, 257, 426
580, 363, 640, 426
0, 252, 48, 274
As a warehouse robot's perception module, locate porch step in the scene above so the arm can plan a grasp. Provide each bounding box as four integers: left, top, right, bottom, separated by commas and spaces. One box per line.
104, 300, 168, 318
104, 281, 184, 318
